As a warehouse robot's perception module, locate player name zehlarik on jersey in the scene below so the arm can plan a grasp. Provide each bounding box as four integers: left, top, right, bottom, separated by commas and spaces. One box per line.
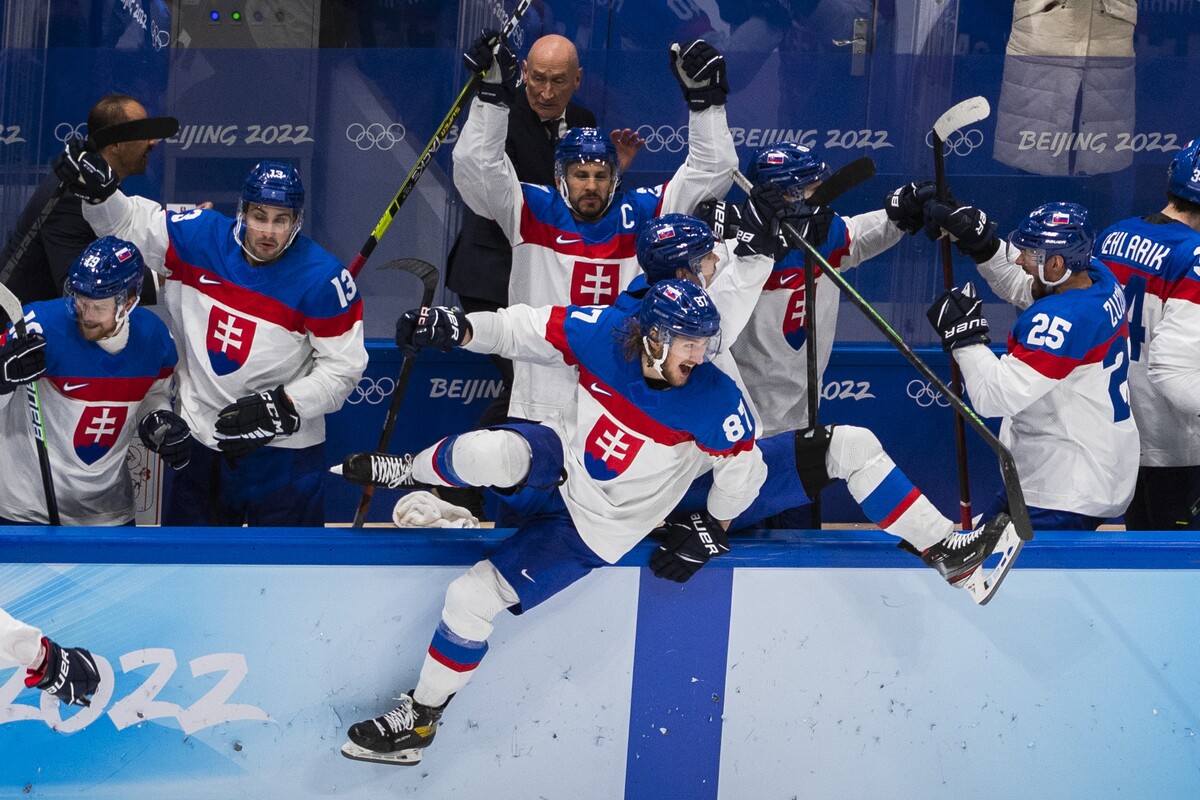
968, 256, 1138, 519
465, 301, 767, 563
0, 301, 176, 524
1096, 214, 1200, 468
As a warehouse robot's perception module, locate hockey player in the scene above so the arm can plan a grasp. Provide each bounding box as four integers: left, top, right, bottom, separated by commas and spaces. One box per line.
1093, 140, 1200, 530
334, 280, 1019, 765
0, 236, 184, 525
925, 200, 1139, 529
61, 155, 367, 526
1, 607, 99, 707
698, 142, 936, 436
453, 32, 738, 422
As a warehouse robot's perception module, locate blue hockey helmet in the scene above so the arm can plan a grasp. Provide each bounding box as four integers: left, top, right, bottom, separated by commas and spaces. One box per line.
637, 278, 722, 376
555, 128, 619, 216
746, 142, 830, 198
64, 236, 145, 326
1167, 139, 1200, 206
636, 214, 718, 287
1007, 202, 1094, 288
236, 160, 305, 261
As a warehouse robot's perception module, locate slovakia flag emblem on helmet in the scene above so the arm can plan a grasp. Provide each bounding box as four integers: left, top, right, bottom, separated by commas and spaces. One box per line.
661, 284, 683, 301
766, 152, 786, 165
655, 227, 677, 242
115, 247, 133, 262
1051, 212, 1071, 225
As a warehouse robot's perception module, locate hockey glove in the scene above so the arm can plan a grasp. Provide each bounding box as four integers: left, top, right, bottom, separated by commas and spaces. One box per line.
649, 510, 731, 583
24, 637, 100, 708
463, 29, 519, 106
884, 181, 937, 235
395, 306, 472, 358
669, 40, 730, 111
734, 184, 790, 260
927, 282, 991, 351
694, 198, 742, 241
52, 136, 118, 204
0, 332, 47, 394
924, 201, 1000, 262
784, 203, 835, 250
138, 409, 193, 470
213, 384, 300, 457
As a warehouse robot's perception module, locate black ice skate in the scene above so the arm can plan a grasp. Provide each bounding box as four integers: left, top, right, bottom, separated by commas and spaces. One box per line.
332, 451, 420, 489
920, 513, 1023, 605
340, 692, 450, 766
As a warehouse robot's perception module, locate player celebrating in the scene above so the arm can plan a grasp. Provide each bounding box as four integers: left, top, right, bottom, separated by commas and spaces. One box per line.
453, 32, 737, 422
0, 236, 183, 525
1094, 140, 1200, 530
926, 200, 1139, 529
698, 142, 936, 436
1, 607, 100, 707
63, 156, 367, 526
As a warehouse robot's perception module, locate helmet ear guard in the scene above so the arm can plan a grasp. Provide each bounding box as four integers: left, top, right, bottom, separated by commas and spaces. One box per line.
1007, 201, 1094, 288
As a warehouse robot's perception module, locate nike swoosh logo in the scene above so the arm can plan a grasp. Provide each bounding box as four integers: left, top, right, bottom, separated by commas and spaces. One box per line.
521, 569, 536, 583
778, 273, 798, 285
63, 381, 89, 392
556, 234, 582, 245
198, 275, 221, 285
589, 381, 613, 397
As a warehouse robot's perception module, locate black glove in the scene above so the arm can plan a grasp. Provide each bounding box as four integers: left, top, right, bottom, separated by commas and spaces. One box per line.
924, 200, 1000, 262
884, 181, 937, 235
139, 409, 193, 470
649, 510, 731, 583
734, 184, 790, 259
463, 29, 519, 106
213, 385, 300, 457
0, 332, 46, 394
669, 40, 729, 111
395, 306, 472, 358
694, 198, 742, 241
927, 282, 991, 351
24, 637, 100, 708
51, 136, 118, 203
784, 203, 835, 250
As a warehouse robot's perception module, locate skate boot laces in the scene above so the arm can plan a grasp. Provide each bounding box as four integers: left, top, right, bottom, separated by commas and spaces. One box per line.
376, 697, 417, 736
374, 453, 416, 488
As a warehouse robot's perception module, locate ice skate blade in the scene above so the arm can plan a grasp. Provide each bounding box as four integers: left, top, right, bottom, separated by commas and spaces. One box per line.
340, 740, 424, 765
958, 521, 1023, 606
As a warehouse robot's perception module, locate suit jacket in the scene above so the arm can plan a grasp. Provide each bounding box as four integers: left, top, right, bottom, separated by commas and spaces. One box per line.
446, 91, 596, 305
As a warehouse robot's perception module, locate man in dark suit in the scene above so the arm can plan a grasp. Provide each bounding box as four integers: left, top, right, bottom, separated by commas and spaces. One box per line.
445, 34, 597, 433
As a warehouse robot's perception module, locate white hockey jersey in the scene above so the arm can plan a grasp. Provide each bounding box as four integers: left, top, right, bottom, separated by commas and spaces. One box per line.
452, 98, 737, 421
465, 302, 766, 563
82, 196, 367, 449
1096, 213, 1200, 467
0, 607, 42, 667
732, 209, 903, 436
0, 301, 176, 524
963, 251, 1138, 518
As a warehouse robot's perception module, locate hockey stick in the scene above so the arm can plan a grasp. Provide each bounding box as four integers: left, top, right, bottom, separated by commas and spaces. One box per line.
351, 258, 441, 527
733, 169, 1029, 605
931, 96, 991, 529
0, 284, 60, 525
796, 156, 875, 526
0, 116, 181, 288
347, 0, 532, 279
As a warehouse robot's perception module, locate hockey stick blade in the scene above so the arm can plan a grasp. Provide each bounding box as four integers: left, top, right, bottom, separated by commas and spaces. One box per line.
932, 96, 991, 142
341, 740, 425, 766
960, 520, 1024, 605
88, 117, 180, 149
729, 169, 1034, 548
351, 259, 441, 527
804, 157, 876, 208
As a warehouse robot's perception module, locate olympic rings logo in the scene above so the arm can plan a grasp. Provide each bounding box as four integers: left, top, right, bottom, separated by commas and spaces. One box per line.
346, 376, 395, 405
926, 128, 984, 157
636, 124, 689, 154
151, 20, 171, 51
906, 379, 950, 408
346, 123, 406, 151
54, 122, 88, 143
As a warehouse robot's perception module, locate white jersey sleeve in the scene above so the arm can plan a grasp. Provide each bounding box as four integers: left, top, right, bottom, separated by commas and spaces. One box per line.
952, 343, 1056, 418
840, 210, 904, 270
706, 443, 767, 521
975, 242, 1035, 310
463, 304, 565, 366
660, 105, 738, 215
0, 607, 42, 667
452, 98, 522, 239
81, 190, 170, 276
1148, 299, 1200, 416
705, 245, 773, 348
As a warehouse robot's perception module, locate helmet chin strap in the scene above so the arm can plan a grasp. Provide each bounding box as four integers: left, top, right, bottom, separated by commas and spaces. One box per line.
642, 334, 668, 380
95, 297, 138, 354
1037, 253, 1070, 289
